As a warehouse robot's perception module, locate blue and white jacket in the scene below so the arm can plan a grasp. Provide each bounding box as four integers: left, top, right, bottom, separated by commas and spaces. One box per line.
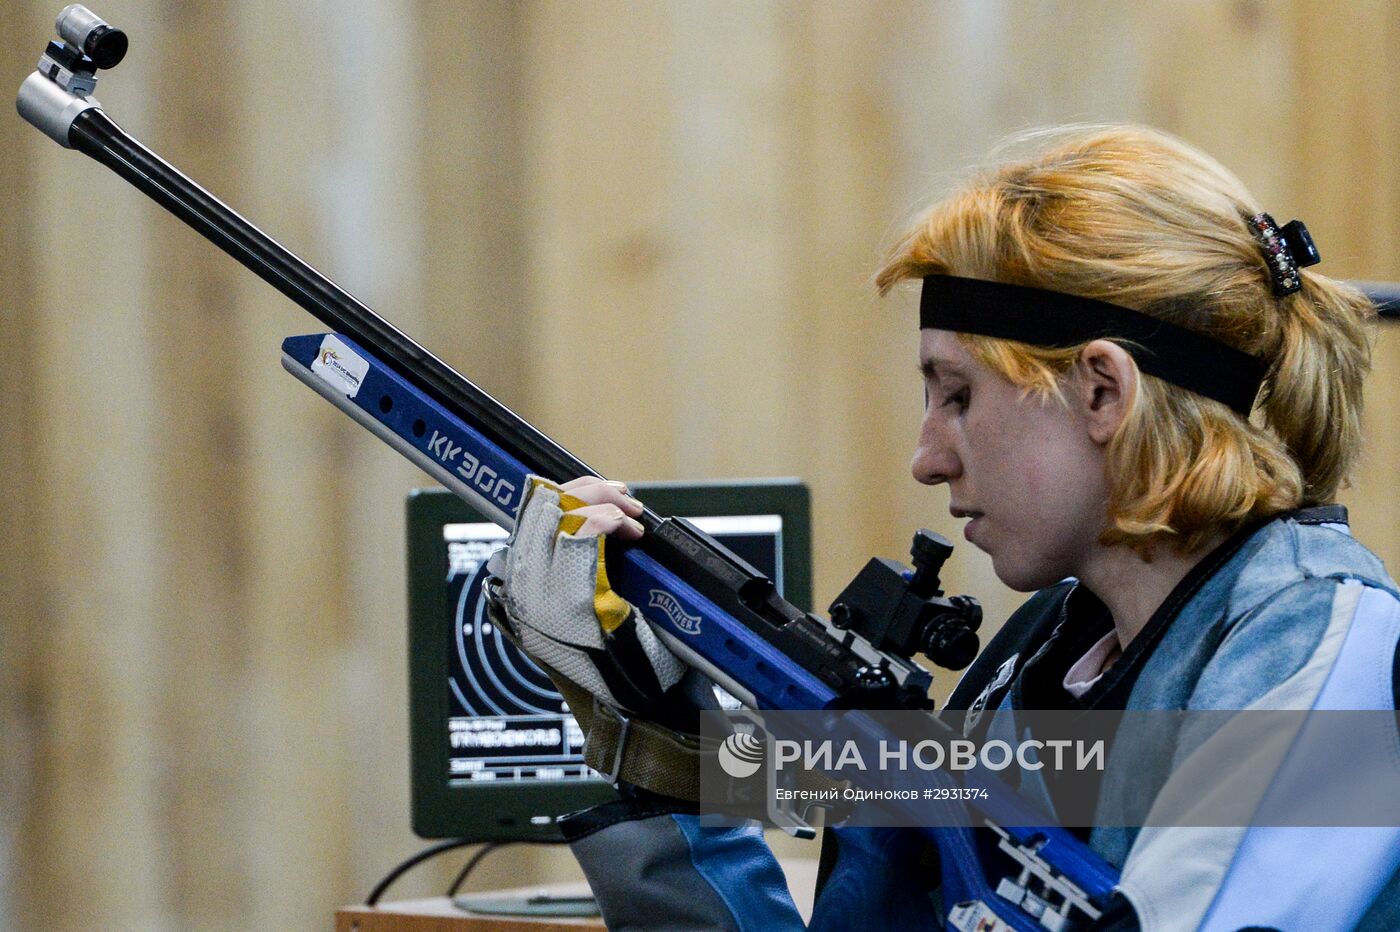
560, 506, 1400, 931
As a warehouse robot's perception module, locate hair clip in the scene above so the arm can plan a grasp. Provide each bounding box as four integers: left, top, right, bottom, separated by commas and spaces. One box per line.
1247, 213, 1321, 296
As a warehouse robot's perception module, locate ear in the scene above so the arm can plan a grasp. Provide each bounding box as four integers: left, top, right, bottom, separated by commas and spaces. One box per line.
1075, 339, 1137, 445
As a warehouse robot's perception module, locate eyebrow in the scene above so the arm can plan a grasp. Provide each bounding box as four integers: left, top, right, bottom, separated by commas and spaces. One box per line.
918, 357, 966, 381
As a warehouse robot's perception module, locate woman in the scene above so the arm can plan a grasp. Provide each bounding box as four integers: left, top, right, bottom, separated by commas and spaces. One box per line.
487, 125, 1400, 930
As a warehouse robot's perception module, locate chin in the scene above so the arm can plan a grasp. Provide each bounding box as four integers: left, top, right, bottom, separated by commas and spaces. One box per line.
990, 552, 1067, 593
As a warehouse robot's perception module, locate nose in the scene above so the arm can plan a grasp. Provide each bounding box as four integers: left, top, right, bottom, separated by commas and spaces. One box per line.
911, 406, 960, 486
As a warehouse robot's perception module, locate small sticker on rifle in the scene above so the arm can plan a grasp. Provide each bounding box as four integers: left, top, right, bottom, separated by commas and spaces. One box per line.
311, 335, 369, 398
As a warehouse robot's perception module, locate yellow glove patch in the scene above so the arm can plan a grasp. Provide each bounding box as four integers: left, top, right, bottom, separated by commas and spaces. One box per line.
554, 488, 632, 635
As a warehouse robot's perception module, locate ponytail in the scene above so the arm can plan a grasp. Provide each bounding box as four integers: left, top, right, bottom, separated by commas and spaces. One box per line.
1257, 276, 1375, 504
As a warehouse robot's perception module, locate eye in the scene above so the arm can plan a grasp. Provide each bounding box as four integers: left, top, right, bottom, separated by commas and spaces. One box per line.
941, 386, 970, 413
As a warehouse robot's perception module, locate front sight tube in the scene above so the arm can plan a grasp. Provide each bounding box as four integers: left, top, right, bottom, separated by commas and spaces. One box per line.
17, 4, 125, 145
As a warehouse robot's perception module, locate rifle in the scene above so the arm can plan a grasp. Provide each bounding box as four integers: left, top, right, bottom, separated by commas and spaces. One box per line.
18, 8, 1128, 929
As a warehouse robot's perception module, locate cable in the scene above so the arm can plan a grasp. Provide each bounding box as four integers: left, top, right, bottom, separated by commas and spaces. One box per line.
446, 841, 503, 897
364, 838, 474, 906
365, 835, 574, 906
447, 838, 571, 898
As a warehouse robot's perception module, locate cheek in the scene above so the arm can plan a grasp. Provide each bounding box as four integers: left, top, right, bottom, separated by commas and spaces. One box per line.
1024, 431, 1100, 508
972, 407, 1082, 499
976, 406, 1107, 552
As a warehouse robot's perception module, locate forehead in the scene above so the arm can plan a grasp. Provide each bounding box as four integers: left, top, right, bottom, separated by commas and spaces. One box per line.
918, 329, 976, 377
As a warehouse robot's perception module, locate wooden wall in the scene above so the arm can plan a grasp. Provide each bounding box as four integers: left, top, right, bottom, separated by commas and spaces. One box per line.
2, 2, 1396, 928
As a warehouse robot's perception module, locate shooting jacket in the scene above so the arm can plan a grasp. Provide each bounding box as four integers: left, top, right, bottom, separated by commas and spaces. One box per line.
560, 506, 1400, 931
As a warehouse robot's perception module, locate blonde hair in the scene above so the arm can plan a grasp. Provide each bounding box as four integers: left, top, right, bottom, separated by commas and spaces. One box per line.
878, 125, 1375, 552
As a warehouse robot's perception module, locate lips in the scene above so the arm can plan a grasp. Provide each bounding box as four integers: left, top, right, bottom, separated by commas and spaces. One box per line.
950, 506, 985, 543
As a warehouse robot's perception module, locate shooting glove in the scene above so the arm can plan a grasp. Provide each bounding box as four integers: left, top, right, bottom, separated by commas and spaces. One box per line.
485, 476, 719, 797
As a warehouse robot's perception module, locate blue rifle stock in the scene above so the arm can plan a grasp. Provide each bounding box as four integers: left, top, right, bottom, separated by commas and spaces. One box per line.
19, 10, 1119, 927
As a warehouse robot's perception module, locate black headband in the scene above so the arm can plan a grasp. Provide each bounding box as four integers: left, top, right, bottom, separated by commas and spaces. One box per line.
920, 275, 1266, 415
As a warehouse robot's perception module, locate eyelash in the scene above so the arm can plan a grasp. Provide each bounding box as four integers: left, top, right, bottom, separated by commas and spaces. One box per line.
941, 387, 970, 412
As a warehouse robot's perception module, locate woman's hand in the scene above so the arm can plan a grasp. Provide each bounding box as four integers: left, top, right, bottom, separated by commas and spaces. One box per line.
553, 475, 646, 539
486, 475, 685, 713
